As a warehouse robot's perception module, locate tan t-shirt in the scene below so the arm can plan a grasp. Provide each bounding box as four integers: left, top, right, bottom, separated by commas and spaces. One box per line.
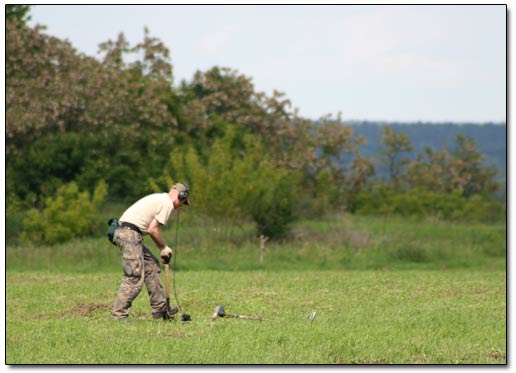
119, 193, 174, 233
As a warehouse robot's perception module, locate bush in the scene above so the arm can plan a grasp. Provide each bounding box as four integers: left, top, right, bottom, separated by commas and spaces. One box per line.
21, 181, 108, 244
153, 124, 301, 239
250, 170, 301, 239
355, 187, 505, 223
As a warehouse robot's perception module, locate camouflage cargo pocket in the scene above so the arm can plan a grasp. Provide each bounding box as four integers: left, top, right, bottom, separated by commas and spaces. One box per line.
120, 236, 143, 277
122, 250, 143, 277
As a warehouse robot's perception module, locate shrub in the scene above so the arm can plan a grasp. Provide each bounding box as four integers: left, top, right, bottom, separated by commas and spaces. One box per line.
21, 181, 108, 244
250, 170, 301, 239
153, 124, 302, 239
355, 187, 505, 223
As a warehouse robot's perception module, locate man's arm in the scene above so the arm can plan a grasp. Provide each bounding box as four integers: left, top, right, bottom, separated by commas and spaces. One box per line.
147, 219, 173, 264
147, 218, 167, 249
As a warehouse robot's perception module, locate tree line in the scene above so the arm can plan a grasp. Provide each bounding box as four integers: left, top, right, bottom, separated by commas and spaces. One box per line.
348, 121, 506, 183
6, 10, 505, 245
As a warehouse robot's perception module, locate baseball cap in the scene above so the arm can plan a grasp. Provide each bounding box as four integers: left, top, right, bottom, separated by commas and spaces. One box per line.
172, 182, 190, 206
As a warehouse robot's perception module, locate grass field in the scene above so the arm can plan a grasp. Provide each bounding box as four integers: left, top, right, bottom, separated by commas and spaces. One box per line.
6, 214, 507, 364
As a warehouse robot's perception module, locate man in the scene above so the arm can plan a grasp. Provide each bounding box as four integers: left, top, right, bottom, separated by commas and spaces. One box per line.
111, 182, 190, 320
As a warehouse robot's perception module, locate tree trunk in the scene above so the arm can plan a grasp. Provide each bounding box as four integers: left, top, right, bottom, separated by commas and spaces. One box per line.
260, 234, 269, 263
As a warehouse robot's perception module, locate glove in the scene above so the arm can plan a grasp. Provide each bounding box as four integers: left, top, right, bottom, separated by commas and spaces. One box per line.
160, 246, 173, 264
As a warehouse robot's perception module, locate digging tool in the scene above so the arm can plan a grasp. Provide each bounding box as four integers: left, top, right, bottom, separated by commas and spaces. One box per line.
164, 261, 191, 322
210, 304, 263, 321
163, 262, 172, 320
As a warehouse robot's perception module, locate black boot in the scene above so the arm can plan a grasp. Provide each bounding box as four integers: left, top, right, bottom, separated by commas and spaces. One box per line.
168, 305, 179, 317
152, 305, 179, 320
152, 304, 179, 320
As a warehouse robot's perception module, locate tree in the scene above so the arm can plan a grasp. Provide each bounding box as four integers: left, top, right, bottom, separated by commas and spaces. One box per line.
179, 66, 303, 158
178, 67, 374, 215
451, 135, 499, 197
407, 135, 499, 197
6, 20, 179, 202
306, 114, 374, 212
377, 126, 414, 191
6, 18, 96, 150
345, 155, 375, 213
6, 5, 31, 24
152, 124, 301, 258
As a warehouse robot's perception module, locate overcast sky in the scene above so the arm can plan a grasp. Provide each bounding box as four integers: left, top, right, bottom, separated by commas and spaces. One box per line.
27, 4, 506, 123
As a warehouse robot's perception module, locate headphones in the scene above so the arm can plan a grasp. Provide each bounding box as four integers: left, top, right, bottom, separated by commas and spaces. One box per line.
175, 183, 189, 202
178, 189, 189, 201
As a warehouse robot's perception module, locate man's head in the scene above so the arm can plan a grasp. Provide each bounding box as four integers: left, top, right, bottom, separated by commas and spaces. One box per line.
171, 182, 190, 207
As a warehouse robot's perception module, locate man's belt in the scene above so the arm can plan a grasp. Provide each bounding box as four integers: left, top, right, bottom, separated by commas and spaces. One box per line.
119, 221, 142, 235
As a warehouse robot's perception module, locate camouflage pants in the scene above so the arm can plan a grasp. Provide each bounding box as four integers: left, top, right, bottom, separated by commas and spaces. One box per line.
112, 227, 167, 319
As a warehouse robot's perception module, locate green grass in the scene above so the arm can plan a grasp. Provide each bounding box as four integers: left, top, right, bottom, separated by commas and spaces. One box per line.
7, 214, 506, 273
6, 270, 505, 364
6, 214, 506, 364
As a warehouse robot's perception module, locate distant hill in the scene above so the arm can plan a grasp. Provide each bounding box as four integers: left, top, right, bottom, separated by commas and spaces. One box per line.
346, 121, 507, 183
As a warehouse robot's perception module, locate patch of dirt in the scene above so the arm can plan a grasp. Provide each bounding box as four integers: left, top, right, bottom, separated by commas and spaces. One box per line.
485, 349, 506, 362
76, 302, 112, 317
20, 302, 112, 320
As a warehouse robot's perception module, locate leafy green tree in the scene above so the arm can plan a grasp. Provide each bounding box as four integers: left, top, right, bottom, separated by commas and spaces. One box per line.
250, 172, 301, 239
6, 5, 31, 23
153, 125, 301, 241
377, 127, 414, 191
7, 132, 88, 204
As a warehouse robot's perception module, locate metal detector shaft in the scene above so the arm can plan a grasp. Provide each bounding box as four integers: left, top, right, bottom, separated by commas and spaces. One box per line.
226, 314, 262, 321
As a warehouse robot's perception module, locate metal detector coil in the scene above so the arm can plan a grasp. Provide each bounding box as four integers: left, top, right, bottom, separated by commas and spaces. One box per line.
211, 304, 262, 321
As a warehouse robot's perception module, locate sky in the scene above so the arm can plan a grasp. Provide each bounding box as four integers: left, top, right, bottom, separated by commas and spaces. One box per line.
26, 4, 506, 123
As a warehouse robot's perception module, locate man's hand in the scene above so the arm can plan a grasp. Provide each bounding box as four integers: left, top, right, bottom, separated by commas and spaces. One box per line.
160, 246, 173, 264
